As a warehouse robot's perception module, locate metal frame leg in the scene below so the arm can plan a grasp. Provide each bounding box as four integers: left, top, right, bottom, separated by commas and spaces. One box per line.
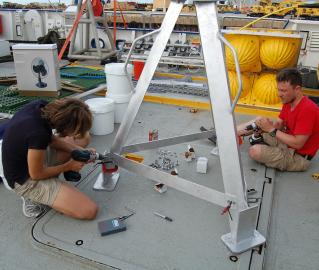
110, 1, 184, 154
97, 0, 265, 254
195, 1, 265, 253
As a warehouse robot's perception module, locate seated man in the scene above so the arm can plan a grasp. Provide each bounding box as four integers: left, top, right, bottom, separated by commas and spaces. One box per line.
2, 98, 98, 219
237, 68, 319, 171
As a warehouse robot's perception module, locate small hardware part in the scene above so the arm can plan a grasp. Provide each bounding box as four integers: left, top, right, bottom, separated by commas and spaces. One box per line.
189, 108, 198, 113
149, 129, 158, 141
199, 126, 217, 144
151, 149, 179, 171
196, 157, 208, 174
210, 146, 219, 156
154, 183, 167, 193
185, 144, 195, 162
171, 168, 178, 175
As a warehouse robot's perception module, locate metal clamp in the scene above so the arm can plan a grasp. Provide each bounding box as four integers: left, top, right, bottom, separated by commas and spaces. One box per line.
124, 28, 162, 93
217, 33, 242, 113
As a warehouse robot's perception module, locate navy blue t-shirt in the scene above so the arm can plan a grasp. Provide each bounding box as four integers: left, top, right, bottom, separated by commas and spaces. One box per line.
2, 100, 52, 188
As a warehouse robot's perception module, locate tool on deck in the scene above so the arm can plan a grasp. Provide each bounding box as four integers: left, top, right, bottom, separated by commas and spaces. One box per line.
98, 218, 126, 236
98, 208, 135, 236
154, 212, 173, 222
199, 126, 217, 144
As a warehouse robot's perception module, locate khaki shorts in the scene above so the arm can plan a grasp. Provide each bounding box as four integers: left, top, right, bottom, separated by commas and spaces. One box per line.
255, 133, 310, 172
13, 147, 62, 206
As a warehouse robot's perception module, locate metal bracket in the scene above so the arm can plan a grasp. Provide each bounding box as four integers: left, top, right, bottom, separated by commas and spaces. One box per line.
221, 205, 265, 254
93, 171, 120, 191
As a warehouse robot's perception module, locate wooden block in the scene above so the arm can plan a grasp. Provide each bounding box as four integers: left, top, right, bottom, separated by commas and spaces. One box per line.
123, 153, 144, 163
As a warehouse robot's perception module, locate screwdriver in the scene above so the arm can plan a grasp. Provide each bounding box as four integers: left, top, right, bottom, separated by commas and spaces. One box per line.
154, 212, 173, 222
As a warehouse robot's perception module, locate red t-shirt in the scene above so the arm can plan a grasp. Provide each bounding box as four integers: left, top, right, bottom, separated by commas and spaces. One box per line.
279, 96, 319, 157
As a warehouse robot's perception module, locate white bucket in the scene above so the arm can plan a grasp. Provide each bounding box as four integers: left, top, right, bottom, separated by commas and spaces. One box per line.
107, 93, 132, 124
85, 98, 114, 135
105, 63, 133, 96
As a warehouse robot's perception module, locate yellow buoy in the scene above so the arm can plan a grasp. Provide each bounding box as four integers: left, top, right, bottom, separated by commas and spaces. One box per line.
260, 38, 299, 70
252, 73, 281, 105
228, 71, 251, 100
225, 35, 261, 72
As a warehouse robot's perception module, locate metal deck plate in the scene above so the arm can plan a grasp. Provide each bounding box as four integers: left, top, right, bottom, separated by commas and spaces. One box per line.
32, 103, 275, 270
32, 146, 273, 270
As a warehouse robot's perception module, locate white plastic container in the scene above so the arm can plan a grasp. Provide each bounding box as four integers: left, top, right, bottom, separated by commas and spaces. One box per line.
85, 98, 114, 135
107, 93, 132, 123
104, 63, 133, 96
0, 40, 10, 57
196, 157, 208, 174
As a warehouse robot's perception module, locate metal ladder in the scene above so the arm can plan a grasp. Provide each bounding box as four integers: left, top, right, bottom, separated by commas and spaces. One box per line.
97, 0, 265, 254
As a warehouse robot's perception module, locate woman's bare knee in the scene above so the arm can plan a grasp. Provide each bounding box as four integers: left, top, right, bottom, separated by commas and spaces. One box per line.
74, 202, 98, 220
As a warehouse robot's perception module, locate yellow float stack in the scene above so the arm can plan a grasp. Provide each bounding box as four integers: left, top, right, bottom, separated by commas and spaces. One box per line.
224, 30, 302, 109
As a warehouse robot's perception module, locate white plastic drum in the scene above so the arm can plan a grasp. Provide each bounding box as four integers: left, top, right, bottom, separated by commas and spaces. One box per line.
104, 63, 133, 96
107, 93, 132, 124
85, 98, 114, 135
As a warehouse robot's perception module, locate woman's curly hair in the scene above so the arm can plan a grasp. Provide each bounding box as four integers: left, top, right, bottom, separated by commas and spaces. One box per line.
41, 98, 92, 137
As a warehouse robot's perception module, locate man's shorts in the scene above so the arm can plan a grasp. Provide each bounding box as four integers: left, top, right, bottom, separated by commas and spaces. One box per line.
13, 147, 62, 207
256, 133, 310, 172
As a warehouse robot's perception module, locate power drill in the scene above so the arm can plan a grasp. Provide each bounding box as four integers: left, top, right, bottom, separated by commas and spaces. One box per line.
64, 149, 107, 182
245, 122, 264, 145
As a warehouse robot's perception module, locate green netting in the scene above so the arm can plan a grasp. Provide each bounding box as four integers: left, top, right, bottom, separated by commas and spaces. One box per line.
60, 66, 105, 79
0, 85, 8, 91
0, 96, 29, 110
66, 77, 106, 89
0, 87, 73, 114
0, 87, 19, 97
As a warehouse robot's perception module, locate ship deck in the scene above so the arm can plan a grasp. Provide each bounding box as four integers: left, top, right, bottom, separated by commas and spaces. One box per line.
0, 62, 319, 270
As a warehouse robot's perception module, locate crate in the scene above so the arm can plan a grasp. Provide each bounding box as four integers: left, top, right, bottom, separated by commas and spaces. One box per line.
153, 0, 170, 11
12, 44, 61, 97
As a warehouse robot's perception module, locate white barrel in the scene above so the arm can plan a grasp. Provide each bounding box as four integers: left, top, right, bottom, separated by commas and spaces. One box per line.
107, 93, 132, 124
104, 63, 133, 96
85, 98, 114, 135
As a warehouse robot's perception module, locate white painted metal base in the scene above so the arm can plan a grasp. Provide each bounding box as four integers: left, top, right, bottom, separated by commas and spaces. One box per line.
93, 172, 120, 191
221, 230, 265, 254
